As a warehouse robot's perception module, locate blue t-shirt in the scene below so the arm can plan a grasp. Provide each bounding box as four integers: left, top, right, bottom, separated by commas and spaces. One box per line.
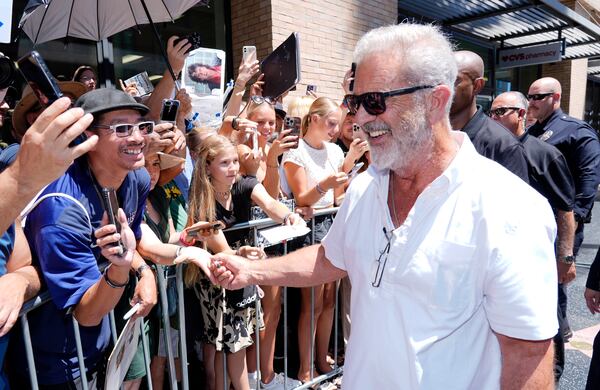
15, 157, 150, 385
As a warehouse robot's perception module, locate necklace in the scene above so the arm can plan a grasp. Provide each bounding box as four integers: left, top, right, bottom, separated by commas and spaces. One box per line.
215, 189, 231, 200
390, 173, 399, 227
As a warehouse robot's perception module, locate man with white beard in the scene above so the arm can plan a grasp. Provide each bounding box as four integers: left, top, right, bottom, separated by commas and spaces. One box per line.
209, 23, 558, 389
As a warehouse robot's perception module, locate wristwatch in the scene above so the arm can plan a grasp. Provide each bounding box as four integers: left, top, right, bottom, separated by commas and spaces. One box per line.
232, 116, 240, 130
136, 263, 151, 279
559, 255, 575, 265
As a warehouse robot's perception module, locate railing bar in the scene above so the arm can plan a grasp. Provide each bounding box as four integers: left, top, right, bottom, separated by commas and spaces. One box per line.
71, 316, 89, 390
156, 265, 177, 389
20, 314, 39, 390
140, 319, 154, 390
176, 265, 189, 390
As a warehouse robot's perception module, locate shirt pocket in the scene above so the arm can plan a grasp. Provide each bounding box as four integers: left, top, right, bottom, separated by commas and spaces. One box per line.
424, 240, 477, 310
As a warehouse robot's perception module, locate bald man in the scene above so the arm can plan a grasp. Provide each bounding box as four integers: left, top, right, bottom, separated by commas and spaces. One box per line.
492, 91, 576, 382
450, 51, 529, 183
527, 77, 600, 345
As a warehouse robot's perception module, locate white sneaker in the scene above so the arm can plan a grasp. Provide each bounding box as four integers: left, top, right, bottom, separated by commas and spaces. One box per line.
248, 371, 258, 389
261, 372, 302, 389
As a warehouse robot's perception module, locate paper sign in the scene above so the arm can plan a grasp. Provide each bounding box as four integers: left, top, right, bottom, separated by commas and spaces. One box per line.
0, 1, 13, 43
124, 71, 154, 97
104, 317, 142, 390
259, 225, 311, 245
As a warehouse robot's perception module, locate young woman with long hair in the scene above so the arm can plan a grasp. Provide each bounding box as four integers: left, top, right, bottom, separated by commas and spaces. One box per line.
282, 97, 347, 384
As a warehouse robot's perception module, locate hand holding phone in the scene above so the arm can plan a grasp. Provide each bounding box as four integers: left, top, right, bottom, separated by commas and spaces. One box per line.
348, 162, 365, 179
284, 116, 301, 148
174, 32, 202, 53
17, 51, 63, 107
186, 221, 226, 239
100, 188, 125, 256
243, 46, 257, 64
160, 99, 180, 124
306, 84, 317, 96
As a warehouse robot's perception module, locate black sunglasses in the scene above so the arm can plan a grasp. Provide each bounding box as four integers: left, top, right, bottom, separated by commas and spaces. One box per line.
343, 85, 435, 115
527, 92, 553, 101
250, 95, 275, 105
489, 107, 521, 117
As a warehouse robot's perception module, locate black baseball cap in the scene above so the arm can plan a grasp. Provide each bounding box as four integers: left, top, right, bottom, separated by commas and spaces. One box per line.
75, 88, 149, 116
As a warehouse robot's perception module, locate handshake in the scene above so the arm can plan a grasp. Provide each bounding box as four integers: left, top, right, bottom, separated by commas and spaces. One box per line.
173, 245, 264, 290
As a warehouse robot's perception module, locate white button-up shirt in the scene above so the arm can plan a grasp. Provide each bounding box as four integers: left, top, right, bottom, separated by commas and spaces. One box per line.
322, 132, 558, 389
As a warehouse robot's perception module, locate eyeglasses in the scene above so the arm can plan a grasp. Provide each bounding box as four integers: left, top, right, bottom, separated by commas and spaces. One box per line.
250, 95, 275, 105
489, 107, 521, 117
372, 228, 393, 288
343, 85, 435, 116
93, 121, 155, 137
526, 93, 553, 101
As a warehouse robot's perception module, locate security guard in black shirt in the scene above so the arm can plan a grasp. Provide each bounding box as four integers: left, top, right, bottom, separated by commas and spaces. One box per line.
450, 51, 529, 182
527, 78, 600, 375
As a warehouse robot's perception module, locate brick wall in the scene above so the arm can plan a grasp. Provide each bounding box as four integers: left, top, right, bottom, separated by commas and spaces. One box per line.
230, 0, 398, 103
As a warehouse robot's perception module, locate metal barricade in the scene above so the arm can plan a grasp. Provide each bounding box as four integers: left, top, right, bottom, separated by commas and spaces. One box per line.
14, 207, 345, 390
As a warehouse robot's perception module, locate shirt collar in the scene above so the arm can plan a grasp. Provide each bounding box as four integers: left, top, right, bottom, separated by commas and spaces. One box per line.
459, 105, 486, 139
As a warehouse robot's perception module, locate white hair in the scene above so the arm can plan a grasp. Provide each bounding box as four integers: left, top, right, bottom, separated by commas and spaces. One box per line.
353, 22, 457, 114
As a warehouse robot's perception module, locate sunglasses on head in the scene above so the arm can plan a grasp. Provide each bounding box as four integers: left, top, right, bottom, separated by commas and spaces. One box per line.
527, 92, 553, 101
489, 106, 521, 117
250, 95, 275, 105
93, 120, 155, 137
343, 85, 435, 115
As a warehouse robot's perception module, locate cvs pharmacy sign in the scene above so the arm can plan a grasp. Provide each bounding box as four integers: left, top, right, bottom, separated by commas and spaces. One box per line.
498, 41, 563, 69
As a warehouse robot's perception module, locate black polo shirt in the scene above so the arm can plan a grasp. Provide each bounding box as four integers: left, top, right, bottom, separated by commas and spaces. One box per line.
460, 106, 529, 183
528, 109, 600, 221
519, 132, 574, 212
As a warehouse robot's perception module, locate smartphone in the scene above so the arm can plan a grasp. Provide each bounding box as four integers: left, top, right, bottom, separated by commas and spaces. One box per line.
348, 62, 357, 92
100, 188, 125, 256
160, 99, 180, 124
17, 51, 63, 107
284, 116, 301, 148
306, 84, 317, 95
187, 221, 225, 238
174, 32, 202, 53
348, 162, 365, 178
352, 123, 361, 133
243, 46, 257, 64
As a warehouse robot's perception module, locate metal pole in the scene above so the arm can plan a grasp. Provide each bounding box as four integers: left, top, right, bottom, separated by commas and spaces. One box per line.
334, 280, 339, 369
253, 226, 261, 388
156, 265, 177, 389
310, 216, 316, 381
138, 0, 180, 87
20, 314, 39, 390
177, 265, 189, 390
71, 317, 89, 390
140, 319, 154, 390
109, 310, 118, 345
283, 240, 289, 390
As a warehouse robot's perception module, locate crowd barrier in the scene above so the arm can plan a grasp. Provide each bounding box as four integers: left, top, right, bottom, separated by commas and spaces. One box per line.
16, 207, 343, 390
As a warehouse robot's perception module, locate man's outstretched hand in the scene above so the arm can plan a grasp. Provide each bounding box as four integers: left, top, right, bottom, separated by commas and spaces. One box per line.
210, 253, 251, 290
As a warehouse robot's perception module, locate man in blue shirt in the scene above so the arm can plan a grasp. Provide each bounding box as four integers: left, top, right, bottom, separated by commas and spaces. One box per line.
11, 89, 158, 388
527, 77, 600, 343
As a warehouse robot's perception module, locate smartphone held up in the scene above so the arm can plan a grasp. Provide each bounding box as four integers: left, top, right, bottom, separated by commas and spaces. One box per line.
284, 116, 301, 148
101, 188, 125, 256
160, 99, 180, 124
17, 50, 63, 107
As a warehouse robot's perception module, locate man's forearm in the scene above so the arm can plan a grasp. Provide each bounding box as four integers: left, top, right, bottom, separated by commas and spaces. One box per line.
73, 264, 130, 326
0, 167, 43, 234
556, 210, 575, 258
497, 334, 554, 390
248, 244, 345, 287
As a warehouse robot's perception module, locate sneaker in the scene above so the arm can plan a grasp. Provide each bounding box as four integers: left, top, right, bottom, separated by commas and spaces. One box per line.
261, 372, 302, 389
563, 328, 573, 342
248, 371, 258, 389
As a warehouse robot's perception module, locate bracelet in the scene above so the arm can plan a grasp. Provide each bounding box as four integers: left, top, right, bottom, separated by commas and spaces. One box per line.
283, 212, 292, 225
179, 233, 193, 247
135, 263, 151, 279
315, 182, 327, 195
103, 264, 129, 289
232, 116, 240, 130
267, 163, 279, 169
234, 82, 246, 90
175, 246, 183, 258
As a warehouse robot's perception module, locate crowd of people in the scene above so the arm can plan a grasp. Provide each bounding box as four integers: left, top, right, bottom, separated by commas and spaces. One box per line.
1, 20, 600, 390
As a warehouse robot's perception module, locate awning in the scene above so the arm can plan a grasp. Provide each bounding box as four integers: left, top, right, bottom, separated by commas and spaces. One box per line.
398, 0, 600, 60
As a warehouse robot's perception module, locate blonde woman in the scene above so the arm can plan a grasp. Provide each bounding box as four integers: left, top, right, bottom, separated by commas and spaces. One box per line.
282, 97, 347, 383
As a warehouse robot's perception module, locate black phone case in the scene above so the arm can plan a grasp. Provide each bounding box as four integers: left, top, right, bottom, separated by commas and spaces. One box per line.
101, 188, 125, 254
17, 51, 63, 107
160, 99, 180, 123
